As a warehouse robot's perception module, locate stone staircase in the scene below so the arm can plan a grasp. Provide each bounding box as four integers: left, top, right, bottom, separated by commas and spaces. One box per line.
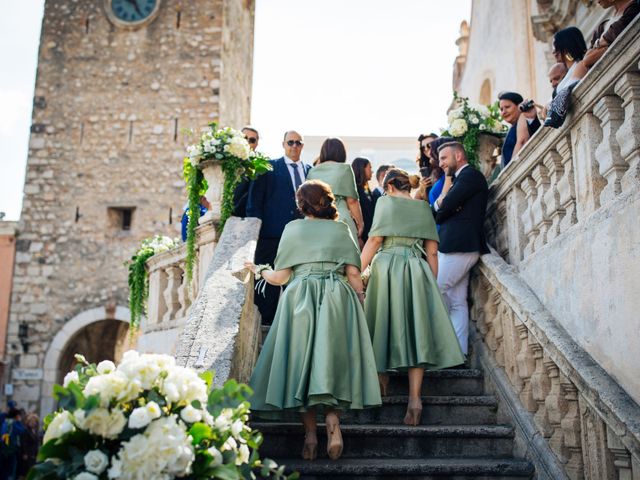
252, 327, 534, 479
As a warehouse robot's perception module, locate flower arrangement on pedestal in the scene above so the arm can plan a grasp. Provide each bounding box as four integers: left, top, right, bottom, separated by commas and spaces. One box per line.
127, 235, 180, 329
183, 123, 271, 282
441, 92, 507, 170
28, 352, 297, 480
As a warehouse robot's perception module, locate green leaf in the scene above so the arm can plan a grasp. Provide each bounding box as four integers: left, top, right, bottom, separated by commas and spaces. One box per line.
210, 463, 242, 480
189, 422, 212, 445
199, 370, 214, 389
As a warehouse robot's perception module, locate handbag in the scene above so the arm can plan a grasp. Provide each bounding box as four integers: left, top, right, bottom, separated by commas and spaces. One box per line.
544, 80, 579, 129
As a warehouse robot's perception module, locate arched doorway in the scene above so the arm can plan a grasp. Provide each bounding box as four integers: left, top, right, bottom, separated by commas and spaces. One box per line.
40, 306, 130, 416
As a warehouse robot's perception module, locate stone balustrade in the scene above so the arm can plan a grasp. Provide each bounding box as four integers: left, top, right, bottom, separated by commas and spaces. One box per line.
471, 252, 640, 480
486, 16, 640, 265
136, 221, 218, 355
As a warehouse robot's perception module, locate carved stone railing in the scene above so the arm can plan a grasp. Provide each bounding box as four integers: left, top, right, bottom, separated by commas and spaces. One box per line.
471, 15, 640, 480
487, 16, 640, 265
471, 252, 640, 480
136, 221, 218, 355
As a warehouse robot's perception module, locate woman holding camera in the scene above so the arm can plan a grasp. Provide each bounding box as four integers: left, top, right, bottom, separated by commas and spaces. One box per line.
352, 157, 376, 244
361, 169, 465, 426
247, 180, 381, 461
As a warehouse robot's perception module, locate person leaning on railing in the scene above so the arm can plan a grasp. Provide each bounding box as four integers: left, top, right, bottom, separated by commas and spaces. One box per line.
498, 91, 541, 166
573, 0, 640, 80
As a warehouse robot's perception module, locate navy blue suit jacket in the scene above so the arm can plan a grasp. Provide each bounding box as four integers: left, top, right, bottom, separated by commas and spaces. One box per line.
247, 157, 312, 238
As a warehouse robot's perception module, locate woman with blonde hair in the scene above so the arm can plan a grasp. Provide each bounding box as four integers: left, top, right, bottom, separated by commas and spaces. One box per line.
361, 169, 464, 426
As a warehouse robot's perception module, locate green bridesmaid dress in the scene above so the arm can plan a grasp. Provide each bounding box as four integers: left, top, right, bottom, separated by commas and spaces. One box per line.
365, 196, 465, 372
306, 162, 360, 244
249, 219, 381, 416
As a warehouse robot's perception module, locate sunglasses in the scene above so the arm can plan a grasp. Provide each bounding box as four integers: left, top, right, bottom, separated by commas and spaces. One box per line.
245, 136, 258, 144
422, 144, 432, 150
286, 140, 304, 147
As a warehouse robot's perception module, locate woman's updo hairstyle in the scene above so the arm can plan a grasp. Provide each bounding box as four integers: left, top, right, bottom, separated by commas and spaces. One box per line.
382, 168, 420, 192
296, 180, 339, 220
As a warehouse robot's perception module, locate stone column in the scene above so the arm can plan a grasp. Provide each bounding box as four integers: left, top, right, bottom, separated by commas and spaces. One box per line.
519, 176, 538, 258
556, 135, 577, 233
570, 114, 605, 219
614, 72, 640, 193
593, 95, 626, 206
543, 149, 564, 242
162, 266, 181, 323
530, 163, 551, 251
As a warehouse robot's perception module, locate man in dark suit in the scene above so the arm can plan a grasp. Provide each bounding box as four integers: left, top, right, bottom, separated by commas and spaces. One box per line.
246, 130, 311, 324
433, 141, 489, 356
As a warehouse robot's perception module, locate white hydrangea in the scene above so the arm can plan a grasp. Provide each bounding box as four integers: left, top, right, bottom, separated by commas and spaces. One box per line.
96, 360, 116, 375
43, 411, 75, 444
146, 401, 162, 420
84, 450, 109, 475
108, 416, 195, 480
224, 133, 251, 160
76, 408, 127, 439
447, 107, 464, 124
63, 371, 79, 387
128, 406, 152, 429
180, 405, 202, 424
449, 118, 469, 137
470, 103, 491, 117
160, 365, 207, 404
83, 371, 140, 407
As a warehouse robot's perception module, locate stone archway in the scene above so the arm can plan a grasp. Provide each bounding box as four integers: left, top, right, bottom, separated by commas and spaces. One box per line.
40, 306, 130, 416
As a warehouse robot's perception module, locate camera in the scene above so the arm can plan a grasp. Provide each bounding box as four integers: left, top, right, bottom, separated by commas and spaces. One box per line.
519, 99, 535, 112
419, 166, 432, 178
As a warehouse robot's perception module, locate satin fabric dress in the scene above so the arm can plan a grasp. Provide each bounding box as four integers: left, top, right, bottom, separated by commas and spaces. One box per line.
365, 196, 465, 372
306, 162, 360, 244
249, 219, 381, 416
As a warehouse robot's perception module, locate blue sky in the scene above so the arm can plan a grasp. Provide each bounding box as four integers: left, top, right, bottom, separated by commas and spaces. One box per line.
0, 0, 470, 220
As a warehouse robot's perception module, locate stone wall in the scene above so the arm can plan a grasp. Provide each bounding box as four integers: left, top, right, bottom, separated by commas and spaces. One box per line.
0, 221, 17, 383
6, 0, 255, 412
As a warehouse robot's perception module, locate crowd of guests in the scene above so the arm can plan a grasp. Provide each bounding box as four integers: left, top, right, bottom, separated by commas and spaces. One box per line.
0, 401, 41, 480
499, 0, 639, 166
229, 127, 488, 461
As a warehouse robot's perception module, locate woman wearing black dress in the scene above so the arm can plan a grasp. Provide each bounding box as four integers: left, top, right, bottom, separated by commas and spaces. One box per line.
352, 157, 376, 246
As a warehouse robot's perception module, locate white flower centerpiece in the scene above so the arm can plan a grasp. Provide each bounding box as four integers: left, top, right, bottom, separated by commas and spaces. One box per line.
126, 235, 180, 329
29, 352, 297, 480
183, 122, 271, 282
442, 92, 507, 177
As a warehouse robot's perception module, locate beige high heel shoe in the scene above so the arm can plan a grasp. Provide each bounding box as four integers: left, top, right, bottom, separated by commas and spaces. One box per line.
325, 413, 343, 460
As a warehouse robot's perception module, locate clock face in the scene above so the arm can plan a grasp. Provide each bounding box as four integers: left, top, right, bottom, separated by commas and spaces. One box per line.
111, 0, 158, 23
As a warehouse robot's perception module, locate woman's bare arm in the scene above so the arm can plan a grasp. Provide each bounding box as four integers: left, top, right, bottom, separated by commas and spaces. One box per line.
347, 196, 365, 237
360, 236, 383, 271
424, 239, 439, 278
244, 261, 292, 286
345, 264, 365, 305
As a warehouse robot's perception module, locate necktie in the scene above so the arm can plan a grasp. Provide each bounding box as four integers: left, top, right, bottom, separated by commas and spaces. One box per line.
291, 163, 302, 190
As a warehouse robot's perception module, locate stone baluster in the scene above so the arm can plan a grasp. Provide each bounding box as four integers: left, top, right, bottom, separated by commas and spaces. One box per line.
519, 176, 538, 258
614, 72, 640, 193
560, 379, 584, 480
570, 113, 605, 218
501, 307, 523, 393
593, 95, 627, 206
175, 263, 190, 319
606, 425, 637, 480
530, 163, 551, 251
579, 394, 616, 480
542, 148, 565, 242
162, 265, 181, 323
495, 200, 509, 259
556, 135, 577, 231
529, 342, 552, 435
492, 299, 506, 368
505, 186, 526, 264
514, 323, 536, 412
147, 268, 167, 325
545, 361, 569, 466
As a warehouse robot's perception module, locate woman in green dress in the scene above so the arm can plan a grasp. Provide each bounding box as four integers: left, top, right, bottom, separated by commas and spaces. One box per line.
361, 169, 465, 426
307, 137, 364, 246
246, 180, 381, 461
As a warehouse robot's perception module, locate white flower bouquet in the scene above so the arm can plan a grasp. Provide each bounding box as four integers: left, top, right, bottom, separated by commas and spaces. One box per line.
442, 92, 508, 169
28, 352, 297, 480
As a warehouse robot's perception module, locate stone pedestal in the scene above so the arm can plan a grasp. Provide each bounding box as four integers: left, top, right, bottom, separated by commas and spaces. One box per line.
477, 133, 503, 179
198, 159, 224, 224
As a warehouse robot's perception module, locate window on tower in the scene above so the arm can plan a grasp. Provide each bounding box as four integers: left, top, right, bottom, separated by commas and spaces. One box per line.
108, 207, 136, 232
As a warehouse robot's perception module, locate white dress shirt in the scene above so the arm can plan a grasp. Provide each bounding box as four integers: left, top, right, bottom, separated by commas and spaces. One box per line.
284, 155, 307, 189
433, 164, 469, 211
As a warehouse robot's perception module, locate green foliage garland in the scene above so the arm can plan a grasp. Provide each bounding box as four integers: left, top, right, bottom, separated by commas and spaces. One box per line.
441, 91, 507, 170
183, 122, 271, 282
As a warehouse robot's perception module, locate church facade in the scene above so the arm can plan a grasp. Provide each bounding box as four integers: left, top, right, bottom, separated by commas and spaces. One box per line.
4, 0, 255, 412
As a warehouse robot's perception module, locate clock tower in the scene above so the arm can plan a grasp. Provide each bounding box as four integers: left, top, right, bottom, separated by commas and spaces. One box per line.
5, 0, 255, 413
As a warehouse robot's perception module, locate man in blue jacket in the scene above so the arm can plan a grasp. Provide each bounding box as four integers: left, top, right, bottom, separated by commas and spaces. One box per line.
247, 130, 312, 324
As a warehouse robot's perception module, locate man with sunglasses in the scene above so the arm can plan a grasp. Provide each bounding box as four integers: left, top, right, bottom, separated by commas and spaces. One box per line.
232, 126, 260, 217
247, 130, 312, 324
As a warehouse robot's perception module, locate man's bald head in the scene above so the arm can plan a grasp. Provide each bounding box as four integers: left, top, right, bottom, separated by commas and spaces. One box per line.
548, 63, 568, 90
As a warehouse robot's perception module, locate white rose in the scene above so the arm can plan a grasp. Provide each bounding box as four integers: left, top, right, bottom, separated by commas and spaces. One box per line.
96, 360, 115, 375
214, 409, 233, 432
449, 118, 469, 137
146, 401, 162, 420
479, 124, 487, 131
469, 115, 479, 125
128, 406, 152, 429
84, 450, 109, 475
235, 444, 250, 465
43, 411, 75, 444
207, 446, 223, 466
83, 408, 127, 439
83, 371, 140, 407
180, 405, 202, 424
159, 366, 207, 404
63, 371, 79, 387
74, 473, 98, 480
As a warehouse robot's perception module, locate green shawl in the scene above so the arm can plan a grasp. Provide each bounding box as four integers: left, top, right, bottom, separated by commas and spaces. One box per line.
307, 162, 359, 199
274, 219, 361, 270
368, 195, 439, 242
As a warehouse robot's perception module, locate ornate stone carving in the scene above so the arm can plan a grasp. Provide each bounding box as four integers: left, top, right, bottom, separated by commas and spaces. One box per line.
531, 0, 579, 42
579, 395, 616, 480
593, 95, 627, 206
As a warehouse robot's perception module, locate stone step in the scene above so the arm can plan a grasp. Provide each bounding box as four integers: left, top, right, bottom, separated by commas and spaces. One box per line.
276, 457, 535, 479
253, 423, 516, 459
254, 395, 498, 426
386, 369, 485, 397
